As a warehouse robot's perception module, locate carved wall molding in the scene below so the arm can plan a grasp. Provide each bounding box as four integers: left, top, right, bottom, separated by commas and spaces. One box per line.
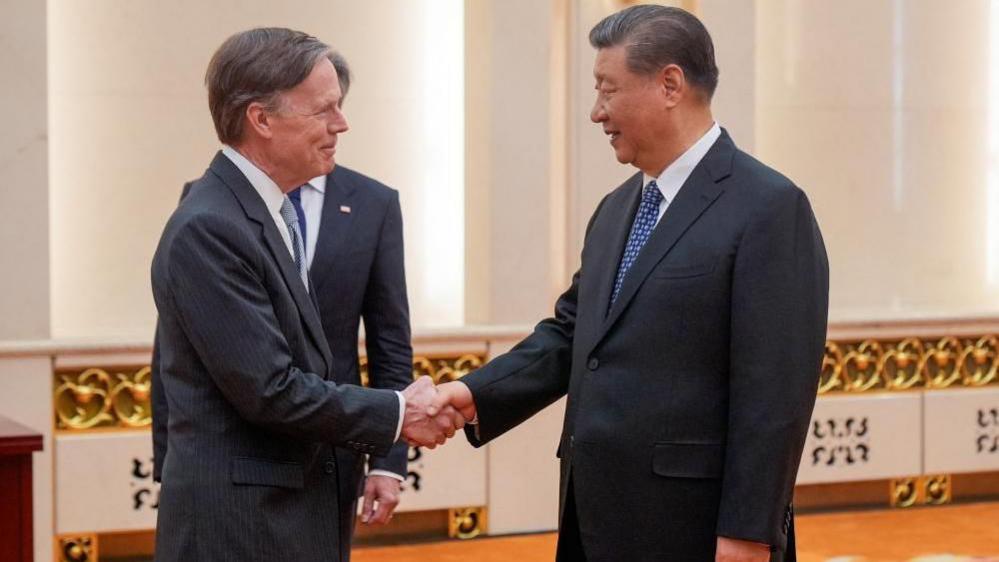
821, 336, 997, 394
54, 367, 151, 431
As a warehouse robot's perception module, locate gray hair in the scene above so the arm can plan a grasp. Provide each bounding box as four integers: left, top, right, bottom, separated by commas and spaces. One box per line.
589, 5, 719, 99
206, 27, 331, 144
329, 51, 351, 103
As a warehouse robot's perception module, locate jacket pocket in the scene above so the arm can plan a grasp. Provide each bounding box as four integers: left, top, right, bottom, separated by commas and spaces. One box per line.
651, 441, 724, 479
650, 261, 716, 279
230, 456, 305, 489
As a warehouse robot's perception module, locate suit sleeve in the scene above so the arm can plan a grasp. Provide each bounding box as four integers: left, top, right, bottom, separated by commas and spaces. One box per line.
362, 191, 413, 475
151, 325, 167, 482
162, 213, 401, 455
460, 194, 609, 445
716, 186, 829, 547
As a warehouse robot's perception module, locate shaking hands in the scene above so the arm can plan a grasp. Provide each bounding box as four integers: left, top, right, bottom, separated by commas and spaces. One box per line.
400, 376, 478, 448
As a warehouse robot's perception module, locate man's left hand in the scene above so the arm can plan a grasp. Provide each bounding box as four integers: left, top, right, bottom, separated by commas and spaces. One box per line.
360, 475, 401, 525
716, 536, 771, 562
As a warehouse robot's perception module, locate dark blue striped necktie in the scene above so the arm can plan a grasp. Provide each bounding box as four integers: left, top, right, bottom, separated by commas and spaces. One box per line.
288, 187, 307, 245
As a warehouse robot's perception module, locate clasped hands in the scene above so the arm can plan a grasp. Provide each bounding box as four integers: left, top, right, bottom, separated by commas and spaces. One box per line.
400, 376, 476, 448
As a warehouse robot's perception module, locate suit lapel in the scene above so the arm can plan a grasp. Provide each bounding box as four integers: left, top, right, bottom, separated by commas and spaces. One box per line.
310, 166, 358, 290
589, 173, 643, 321
595, 130, 736, 345
208, 153, 333, 376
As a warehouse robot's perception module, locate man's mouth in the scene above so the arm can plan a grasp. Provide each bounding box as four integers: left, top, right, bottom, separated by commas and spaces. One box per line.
606, 130, 620, 143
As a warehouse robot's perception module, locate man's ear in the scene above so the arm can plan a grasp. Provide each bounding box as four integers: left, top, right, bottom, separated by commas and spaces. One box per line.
245, 101, 275, 140
660, 64, 685, 108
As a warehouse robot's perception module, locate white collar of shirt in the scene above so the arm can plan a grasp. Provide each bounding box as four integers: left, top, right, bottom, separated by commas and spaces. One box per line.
643, 122, 722, 224
304, 174, 326, 193
221, 145, 296, 259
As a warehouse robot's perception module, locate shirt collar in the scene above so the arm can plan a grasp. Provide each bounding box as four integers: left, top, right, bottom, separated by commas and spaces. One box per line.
644, 122, 722, 201
221, 145, 287, 218
304, 173, 327, 194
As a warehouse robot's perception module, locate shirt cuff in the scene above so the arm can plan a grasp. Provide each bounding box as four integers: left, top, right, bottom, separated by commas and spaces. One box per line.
368, 469, 405, 482
394, 390, 405, 442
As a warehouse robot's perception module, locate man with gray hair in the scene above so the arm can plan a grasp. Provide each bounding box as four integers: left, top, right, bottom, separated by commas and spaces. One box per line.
431, 5, 828, 561
150, 28, 461, 561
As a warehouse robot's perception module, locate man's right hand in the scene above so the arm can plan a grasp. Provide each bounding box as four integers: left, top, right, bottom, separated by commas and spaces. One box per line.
427, 381, 477, 422
401, 376, 465, 448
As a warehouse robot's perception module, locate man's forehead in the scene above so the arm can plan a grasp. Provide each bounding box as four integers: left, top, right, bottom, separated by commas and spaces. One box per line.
593, 45, 627, 78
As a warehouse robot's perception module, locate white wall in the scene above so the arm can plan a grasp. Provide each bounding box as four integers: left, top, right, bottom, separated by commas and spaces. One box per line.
755, 0, 999, 321
48, 0, 465, 339
0, 0, 49, 340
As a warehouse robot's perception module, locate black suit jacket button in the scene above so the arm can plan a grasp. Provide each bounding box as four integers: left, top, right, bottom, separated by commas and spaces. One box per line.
324, 461, 336, 474
587, 357, 599, 370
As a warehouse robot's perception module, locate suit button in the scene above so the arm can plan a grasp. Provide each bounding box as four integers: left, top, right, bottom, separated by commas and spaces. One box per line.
324, 461, 336, 474
587, 357, 599, 370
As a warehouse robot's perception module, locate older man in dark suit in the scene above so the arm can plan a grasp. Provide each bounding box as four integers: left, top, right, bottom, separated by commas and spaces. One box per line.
159, 52, 414, 551
432, 6, 829, 562
150, 28, 458, 562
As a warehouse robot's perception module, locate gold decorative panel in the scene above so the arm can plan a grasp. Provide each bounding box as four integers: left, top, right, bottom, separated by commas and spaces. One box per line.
821, 335, 998, 394
890, 475, 952, 508
56, 534, 98, 562
448, 506, 487, 539
55, 367, 152, 431
924, 474, 952, 505
360, 354, 485, 387
890, 477, 919, 508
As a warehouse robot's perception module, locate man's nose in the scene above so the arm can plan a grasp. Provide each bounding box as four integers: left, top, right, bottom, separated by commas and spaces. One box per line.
590, 101, 606, 123
331, 109, 349, 134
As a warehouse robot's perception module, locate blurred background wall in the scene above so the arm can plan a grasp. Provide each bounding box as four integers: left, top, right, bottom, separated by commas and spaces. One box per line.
0, 0, 995, 338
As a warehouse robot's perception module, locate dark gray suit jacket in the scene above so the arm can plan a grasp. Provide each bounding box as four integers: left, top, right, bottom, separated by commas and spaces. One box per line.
150, 153, 400, 562
462, 130, 828, 561
156, 165, 413, 556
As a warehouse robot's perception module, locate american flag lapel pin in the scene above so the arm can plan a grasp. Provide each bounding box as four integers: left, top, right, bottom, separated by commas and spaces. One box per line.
340, 205, 351, 214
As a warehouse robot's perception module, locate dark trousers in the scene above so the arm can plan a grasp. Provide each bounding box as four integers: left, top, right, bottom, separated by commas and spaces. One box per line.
556, 476, 587, 562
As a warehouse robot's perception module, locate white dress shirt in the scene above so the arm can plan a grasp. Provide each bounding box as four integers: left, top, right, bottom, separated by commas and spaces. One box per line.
221, 148, 406, 477
643, 122, 722, 225
298, 175, 326, 268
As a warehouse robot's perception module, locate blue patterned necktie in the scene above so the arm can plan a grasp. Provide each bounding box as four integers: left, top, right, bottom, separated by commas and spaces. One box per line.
610, 180, 663, 306
279, 196, 309, 291
288, 187, 308, 245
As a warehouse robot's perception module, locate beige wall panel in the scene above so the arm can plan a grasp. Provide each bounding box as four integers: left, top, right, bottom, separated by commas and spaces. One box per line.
484, 337, 564, 535
49, 0, 465, 339
699, 0, 755, 153
924, 388, 999, 475
755, 0, 999, 321
0, 357, 54, 562
0, 0, 49, 340
464, 0, 566, 325
797, 393, 922, 485
54, 432, 157, 533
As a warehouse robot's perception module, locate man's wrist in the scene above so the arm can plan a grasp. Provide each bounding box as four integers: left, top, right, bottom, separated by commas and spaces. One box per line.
368, 469, 405, 482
